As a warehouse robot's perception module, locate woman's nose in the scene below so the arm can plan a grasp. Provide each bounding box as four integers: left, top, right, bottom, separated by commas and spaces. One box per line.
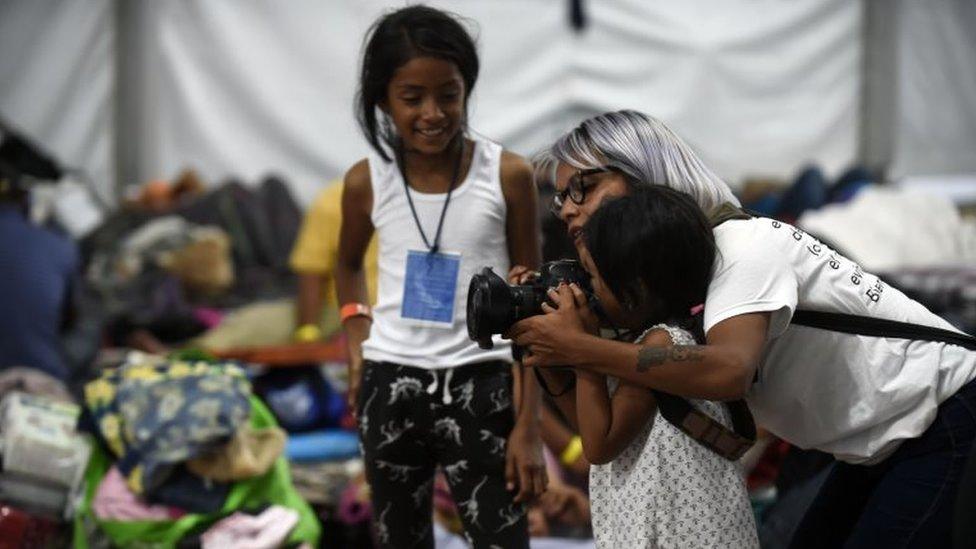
560, 198, 580, 222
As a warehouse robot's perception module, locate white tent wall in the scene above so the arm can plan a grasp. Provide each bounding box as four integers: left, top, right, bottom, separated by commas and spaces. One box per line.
889, 0, 976, 178
0, 0, 115, 205
577, 0, 861, 187
117, 0, 571, 207
121, 0, 861, 205
2, 1, 973, 211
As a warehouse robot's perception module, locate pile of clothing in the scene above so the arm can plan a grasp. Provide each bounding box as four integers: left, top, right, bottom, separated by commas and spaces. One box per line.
742, 164, 976, 335
253, 366, 368, 545
73, 353, 320, 548
75, 177, 303, 358
0, 387, 92, 547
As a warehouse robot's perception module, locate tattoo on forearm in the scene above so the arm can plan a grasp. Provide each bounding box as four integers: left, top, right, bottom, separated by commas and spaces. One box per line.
636, 346, 706, 372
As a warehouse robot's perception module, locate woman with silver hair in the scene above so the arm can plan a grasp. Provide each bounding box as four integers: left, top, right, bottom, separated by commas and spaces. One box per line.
510, 110, 976, 548
509, 110, 738, 278
513, 111, 759, 547
535, 109, 737, 209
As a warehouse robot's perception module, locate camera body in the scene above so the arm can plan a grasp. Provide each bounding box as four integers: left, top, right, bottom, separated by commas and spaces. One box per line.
466, 259, 592, 349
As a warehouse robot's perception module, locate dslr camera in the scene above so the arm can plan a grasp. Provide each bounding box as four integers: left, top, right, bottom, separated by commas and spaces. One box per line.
466, 259, 593, 349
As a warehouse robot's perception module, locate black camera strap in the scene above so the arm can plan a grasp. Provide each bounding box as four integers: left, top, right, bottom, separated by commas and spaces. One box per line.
569, 288, 757, 460
593, 295, 757, 460
709, 202, 976, 351
652, 390, 756, 461
661, 312, 975, 459
531, 291, 618, 398
790, 310, 976, 350
640, 319, 756, 461
535, 204, 976, 463
533, 367, 576, 397
655, 203, 976, 461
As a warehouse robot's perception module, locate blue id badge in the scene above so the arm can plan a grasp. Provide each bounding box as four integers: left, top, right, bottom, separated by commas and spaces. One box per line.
401, 250, 461, 326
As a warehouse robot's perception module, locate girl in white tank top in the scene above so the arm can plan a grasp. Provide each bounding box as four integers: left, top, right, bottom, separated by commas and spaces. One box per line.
334, 6, 544, 548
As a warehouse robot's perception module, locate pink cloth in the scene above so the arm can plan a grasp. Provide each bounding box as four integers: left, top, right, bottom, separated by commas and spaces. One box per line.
202, 505, 299, 549
432, 472, 455, 513
543, 445, 563, 483
93, 467, 185, 521
337, 478, 371, 524
193, 307, 225, 329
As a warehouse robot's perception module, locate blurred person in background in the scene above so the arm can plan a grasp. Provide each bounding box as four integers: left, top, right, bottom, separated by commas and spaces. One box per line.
290, 178, 379, 344
0, 169, 77, 401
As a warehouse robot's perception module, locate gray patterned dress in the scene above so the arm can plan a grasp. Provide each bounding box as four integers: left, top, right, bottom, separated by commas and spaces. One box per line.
588, 324, 759, 548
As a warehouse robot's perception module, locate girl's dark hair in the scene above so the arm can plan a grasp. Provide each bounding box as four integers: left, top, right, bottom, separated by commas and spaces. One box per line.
584, 185, 716, 326
356, 5, 479, 162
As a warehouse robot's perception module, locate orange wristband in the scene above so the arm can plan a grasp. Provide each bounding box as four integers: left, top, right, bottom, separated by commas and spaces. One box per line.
340, 303, 372, 323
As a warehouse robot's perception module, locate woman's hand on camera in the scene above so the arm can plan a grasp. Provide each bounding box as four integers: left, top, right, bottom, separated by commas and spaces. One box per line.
553, 283, 600, 335
540, 282, 599, 336
508, 283, 597, 367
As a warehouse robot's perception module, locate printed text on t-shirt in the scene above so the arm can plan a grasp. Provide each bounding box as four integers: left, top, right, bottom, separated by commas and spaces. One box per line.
769, 219, 884, 306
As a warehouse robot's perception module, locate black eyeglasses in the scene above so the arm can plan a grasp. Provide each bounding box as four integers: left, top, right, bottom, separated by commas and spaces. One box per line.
549, 166, 620, 216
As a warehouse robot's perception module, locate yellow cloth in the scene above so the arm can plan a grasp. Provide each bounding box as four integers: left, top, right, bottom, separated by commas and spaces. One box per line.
190, 298, 339, 351
187, 424, 287, 482
289, 180, 379, 306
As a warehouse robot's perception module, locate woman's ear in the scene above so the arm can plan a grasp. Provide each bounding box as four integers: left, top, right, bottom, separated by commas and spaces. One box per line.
378, 98, 390, 114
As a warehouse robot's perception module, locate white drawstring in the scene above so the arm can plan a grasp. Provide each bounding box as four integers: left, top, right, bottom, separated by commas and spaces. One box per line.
442, 368, 454, 404
427, 368, 455, 404
427, 371, 439, 395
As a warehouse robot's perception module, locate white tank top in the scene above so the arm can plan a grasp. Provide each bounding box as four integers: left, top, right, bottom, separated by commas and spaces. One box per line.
361, 137, 514, 369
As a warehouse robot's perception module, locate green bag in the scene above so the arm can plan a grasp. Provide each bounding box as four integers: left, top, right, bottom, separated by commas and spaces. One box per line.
72, 397, 321, 548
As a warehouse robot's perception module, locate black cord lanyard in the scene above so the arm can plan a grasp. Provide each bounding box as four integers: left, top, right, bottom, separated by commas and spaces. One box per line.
396, 137, 465, 255
532, 295, 628, 398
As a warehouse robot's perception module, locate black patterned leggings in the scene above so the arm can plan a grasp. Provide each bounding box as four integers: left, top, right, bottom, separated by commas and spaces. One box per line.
357, 360, 529, 549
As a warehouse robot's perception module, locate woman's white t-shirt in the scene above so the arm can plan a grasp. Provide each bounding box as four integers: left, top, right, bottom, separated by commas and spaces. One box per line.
705, 218, 976, 464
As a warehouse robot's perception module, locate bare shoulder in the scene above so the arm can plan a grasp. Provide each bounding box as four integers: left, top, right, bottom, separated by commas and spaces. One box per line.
342, 159, 373, 216
499, 150, 535, 205
637, 327, 676, 348
343, 158, 371, 193
499, 150, 533, 187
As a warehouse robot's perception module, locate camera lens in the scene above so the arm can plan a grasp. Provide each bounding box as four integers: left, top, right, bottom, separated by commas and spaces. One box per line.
466, 267, 513, 349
